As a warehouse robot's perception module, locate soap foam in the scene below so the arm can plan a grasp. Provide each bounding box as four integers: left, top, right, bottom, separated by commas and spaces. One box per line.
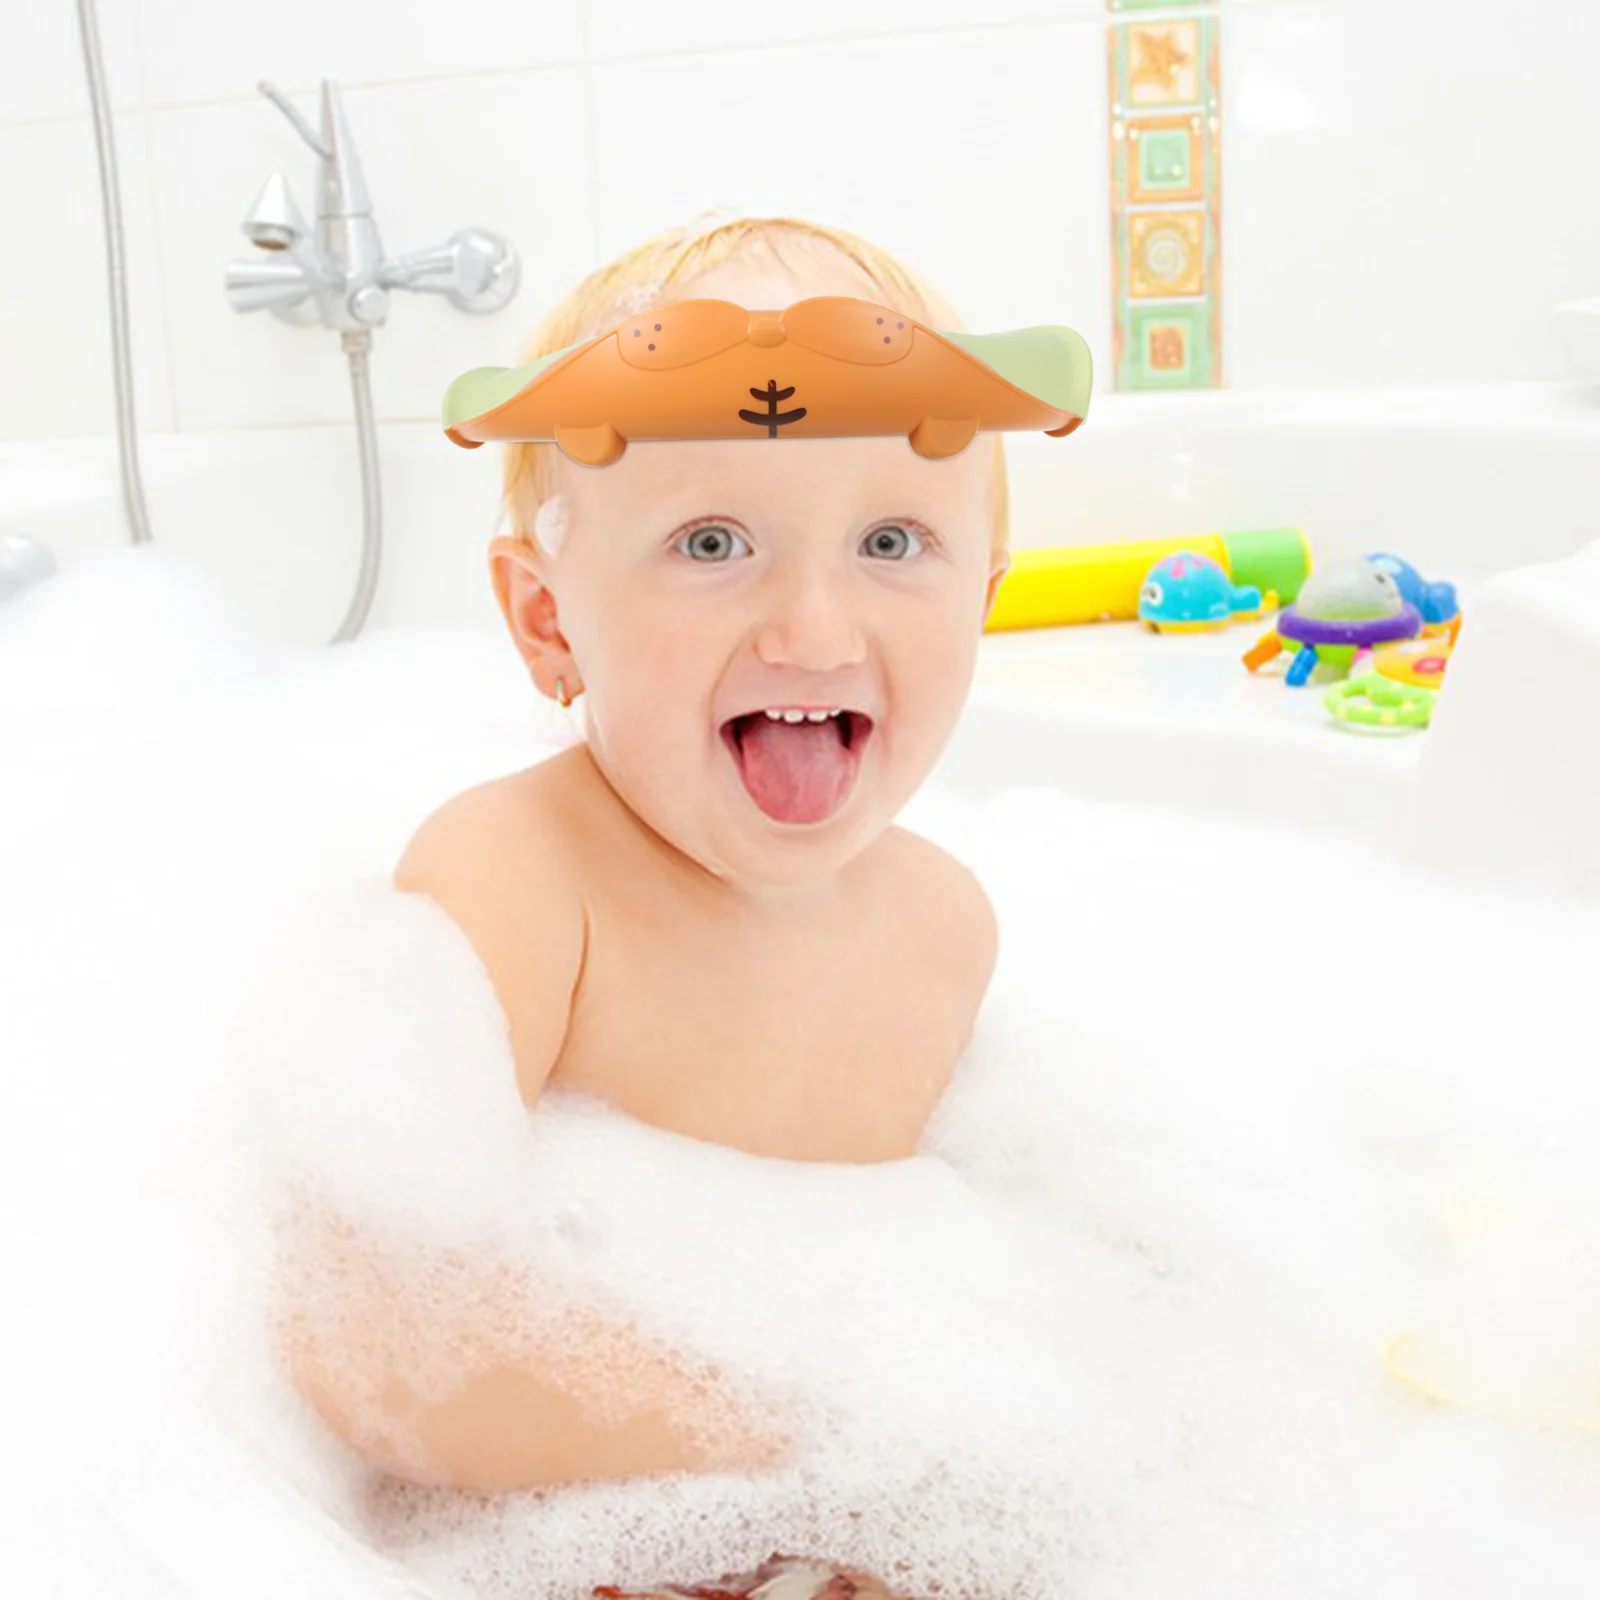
3, 548, 1599, 1599
534, 494, 569, 559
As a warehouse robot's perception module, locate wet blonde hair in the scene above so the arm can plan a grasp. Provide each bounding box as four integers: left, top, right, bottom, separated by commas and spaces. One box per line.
498, 213, 1010, 560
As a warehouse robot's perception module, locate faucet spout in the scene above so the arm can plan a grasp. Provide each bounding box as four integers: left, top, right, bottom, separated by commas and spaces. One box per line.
225, 253, 313, 314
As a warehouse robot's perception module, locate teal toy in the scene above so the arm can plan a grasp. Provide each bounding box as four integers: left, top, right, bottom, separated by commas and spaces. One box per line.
1137, 551, 1270, 634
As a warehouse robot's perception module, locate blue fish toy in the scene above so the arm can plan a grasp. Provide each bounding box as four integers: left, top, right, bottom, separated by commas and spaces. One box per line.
1365, 553, 1459, 629
1138, 550, 1268, 634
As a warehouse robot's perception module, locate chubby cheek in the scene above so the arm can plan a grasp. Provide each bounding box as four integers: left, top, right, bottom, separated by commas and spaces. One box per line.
888, 611, 982, 742
574, 584, 695, 700
581, 608, 723, 771
593, 668, 703, 770
634, 622, 722, 732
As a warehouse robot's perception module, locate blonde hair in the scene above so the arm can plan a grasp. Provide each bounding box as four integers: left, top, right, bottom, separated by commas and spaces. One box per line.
498, 212, 1010, 559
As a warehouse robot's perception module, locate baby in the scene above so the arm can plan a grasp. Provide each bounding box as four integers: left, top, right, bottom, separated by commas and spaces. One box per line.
282, 216, 1015, 1533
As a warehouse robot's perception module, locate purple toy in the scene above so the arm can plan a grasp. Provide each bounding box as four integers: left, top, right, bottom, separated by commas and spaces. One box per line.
1243, 558, 1423, 687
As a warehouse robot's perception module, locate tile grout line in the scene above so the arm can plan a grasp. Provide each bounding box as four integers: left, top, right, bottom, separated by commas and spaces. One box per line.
2, 12, 1117, 130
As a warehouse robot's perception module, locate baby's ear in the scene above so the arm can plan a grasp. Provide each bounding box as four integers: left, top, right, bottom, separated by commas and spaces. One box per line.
487, 537, 562, 661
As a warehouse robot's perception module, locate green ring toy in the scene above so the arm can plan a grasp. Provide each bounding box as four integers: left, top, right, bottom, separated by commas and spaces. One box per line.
1324, 672, 1436, 732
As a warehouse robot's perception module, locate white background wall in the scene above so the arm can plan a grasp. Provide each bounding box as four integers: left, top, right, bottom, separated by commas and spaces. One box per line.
5, 0, 1600, 447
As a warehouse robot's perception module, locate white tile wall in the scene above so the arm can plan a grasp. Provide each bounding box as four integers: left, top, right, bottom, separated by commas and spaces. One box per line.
0, 0, 142, 122
133, 0, 584, 107
0, 114, 173, 439
144, 67, 597, 430
587, 22, 1110, 352
1225, 0, 1600, 386
4, 0, 1600, 450
584, 0, 1100, 62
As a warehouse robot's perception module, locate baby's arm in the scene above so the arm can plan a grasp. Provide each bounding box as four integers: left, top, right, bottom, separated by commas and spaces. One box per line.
280, 1203, 779, 1493
256, 797, 783, 1492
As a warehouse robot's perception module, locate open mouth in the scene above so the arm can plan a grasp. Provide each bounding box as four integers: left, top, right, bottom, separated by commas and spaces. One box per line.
719, 709, 875, 826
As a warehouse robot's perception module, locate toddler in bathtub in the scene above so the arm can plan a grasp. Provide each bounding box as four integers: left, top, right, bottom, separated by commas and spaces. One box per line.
277, 215, 1081, 1597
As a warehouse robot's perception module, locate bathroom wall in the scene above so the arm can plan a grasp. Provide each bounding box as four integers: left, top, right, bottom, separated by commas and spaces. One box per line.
4, 0, 1599, 448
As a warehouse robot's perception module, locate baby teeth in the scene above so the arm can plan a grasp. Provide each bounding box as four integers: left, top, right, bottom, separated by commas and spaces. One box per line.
762, 708, 840, 723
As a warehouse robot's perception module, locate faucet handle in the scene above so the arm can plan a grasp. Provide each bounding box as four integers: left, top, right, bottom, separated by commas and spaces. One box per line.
257, 80, 330, 159
378, 227, 520, 314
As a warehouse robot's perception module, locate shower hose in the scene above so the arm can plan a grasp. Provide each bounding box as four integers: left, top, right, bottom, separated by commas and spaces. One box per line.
75, 0, 383, 644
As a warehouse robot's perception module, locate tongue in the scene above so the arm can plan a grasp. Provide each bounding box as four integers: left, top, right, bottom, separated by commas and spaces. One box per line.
735, 716, 854, 824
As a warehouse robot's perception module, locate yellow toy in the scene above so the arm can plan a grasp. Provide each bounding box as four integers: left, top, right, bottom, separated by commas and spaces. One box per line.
1381, 1195, 1599, 1436
1383, 1329, 1600, 1433
984, 527, 1309, 633
1373, 630, 1459, 686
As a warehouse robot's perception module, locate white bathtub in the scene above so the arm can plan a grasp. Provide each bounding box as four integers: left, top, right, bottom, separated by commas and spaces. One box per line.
4, 384, 1600, 1596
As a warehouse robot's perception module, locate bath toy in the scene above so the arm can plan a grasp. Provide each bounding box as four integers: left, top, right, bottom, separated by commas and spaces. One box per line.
1379, 1191, 1600, 1433
443, 296, 1092, 462
1324, 674, 1436, 732
986, 526, 1309, 632
1137, 550, 1270, 633
1242, 557, 1421, 688
1371, 632, 1456, 690
1324, 631, 1458, 733
1366, 552, 1460, 632
1382, 1329, 1600, 1434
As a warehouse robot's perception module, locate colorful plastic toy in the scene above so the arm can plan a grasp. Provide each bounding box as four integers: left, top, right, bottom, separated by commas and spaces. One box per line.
1137, 550, 1271, 633
1325, 674, 1436, 731
1324, 631, 1458, 732
1366, 552, 1460, 632
443, 296, 1092, 463
986, 526, 1309, 632
1382, 1327, 1599, 1434
1371, 632, 1456, 690
1243, 557, 1422, 688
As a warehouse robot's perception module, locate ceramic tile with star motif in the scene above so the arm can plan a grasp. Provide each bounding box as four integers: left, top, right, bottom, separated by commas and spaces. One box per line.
1128, 20, 1200, 105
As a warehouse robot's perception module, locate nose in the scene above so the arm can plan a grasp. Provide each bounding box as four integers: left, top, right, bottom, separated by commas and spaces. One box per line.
753, 562, 867, 673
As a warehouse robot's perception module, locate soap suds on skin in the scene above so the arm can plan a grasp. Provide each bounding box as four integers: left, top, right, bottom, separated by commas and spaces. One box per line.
534, 494, 569, 559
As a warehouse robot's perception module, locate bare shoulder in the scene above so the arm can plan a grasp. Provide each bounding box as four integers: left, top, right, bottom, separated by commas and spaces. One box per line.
882, 826, 999, 991
392, 764, 587, 1104
395, 769, 563, 898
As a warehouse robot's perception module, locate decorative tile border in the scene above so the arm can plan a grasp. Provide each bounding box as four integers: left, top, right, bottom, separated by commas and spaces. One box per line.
1107, 2, 1223, 390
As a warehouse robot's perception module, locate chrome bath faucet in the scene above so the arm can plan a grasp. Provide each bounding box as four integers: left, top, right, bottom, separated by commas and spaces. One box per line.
226, 78, 520, 331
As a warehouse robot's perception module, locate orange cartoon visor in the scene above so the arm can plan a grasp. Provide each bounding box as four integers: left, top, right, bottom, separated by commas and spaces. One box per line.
442, 296, 1092, 466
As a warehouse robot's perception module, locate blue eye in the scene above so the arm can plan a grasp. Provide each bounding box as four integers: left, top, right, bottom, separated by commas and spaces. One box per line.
676, 523, 751, 562
863, 523, 925, 560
